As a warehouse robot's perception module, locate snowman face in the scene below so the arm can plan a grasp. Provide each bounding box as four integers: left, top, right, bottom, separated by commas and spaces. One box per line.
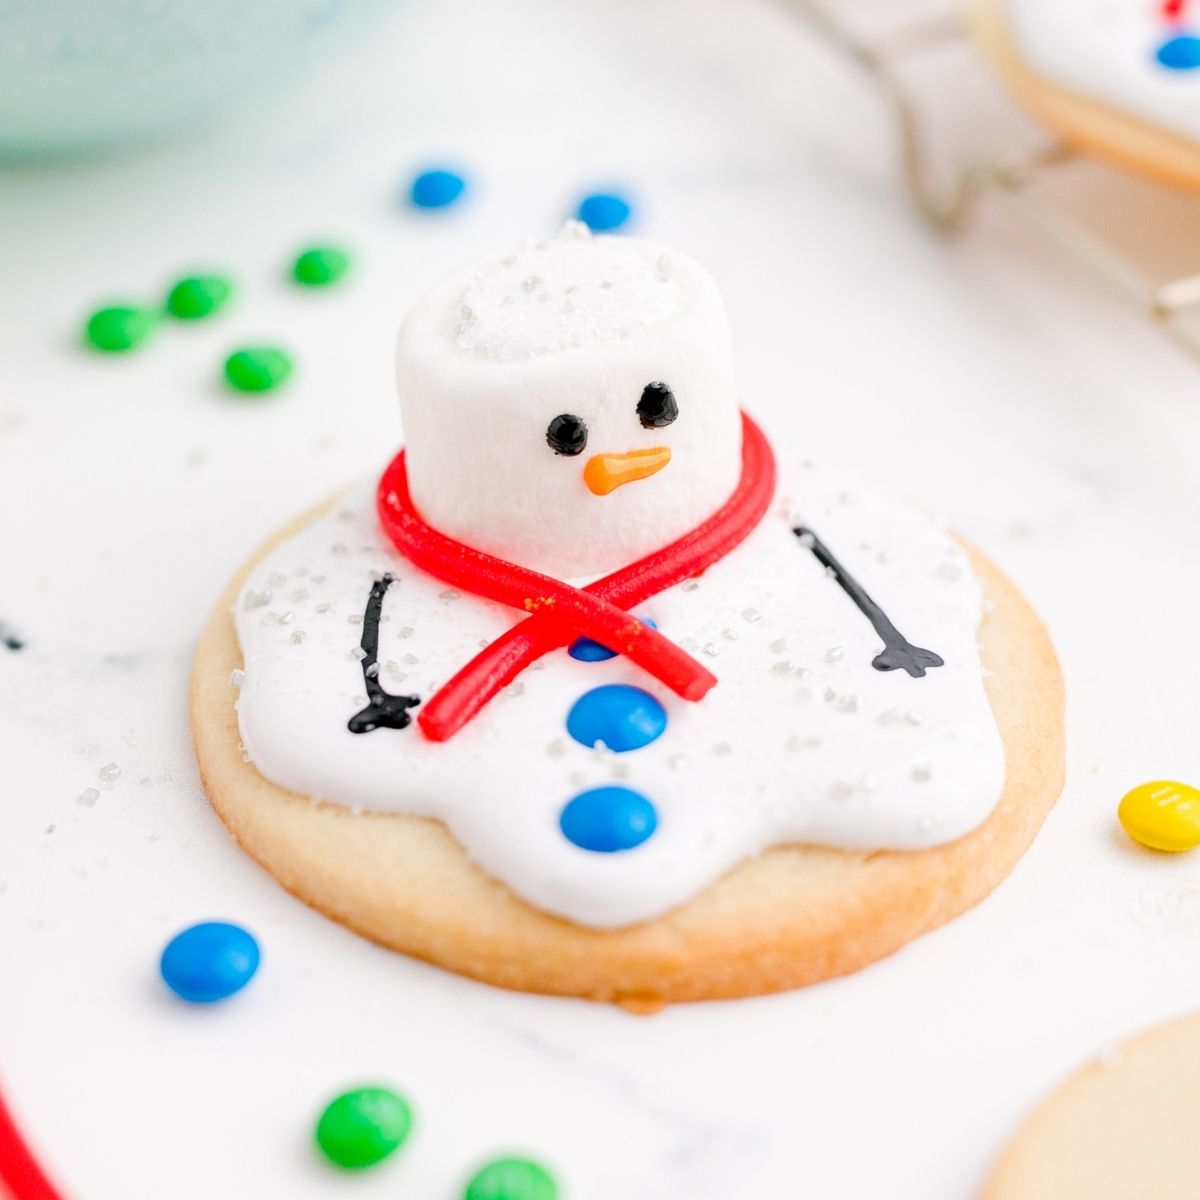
397, 230, 742, 579
546, 380, 676, 496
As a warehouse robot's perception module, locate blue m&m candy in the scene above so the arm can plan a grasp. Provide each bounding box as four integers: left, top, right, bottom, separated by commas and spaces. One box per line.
576, 191, 632, 232
410, 168, 467, 209
1156, 34, 1200, 70
566, 684, 666, 752
560, 786, 658, 852
568, 617, 657, 662
160, 921, 260, 1003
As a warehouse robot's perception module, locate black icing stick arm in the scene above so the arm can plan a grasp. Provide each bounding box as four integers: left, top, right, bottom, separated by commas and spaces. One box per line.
348, 574, 422, 733
793, 527, 945, 679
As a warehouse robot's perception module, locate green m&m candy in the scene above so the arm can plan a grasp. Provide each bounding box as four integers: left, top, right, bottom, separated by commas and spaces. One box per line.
166, 274, 233, 320
292, 246, 351, 288
84, 304, 157, 353
465, 1156, 559, 1200
223, 347, 293, 394
315, 1085, 413, 1169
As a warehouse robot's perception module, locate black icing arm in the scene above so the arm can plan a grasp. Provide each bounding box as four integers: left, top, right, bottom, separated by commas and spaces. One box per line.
793, 527, 944, 679
347, 574, 421, 733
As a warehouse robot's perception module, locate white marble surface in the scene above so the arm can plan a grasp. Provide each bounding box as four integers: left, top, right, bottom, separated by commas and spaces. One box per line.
2, 1, 1200, 1197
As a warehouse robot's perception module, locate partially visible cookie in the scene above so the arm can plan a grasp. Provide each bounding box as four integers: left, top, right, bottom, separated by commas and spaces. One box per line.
984, 1011, 1200, 1199
971, 0, 1200, 191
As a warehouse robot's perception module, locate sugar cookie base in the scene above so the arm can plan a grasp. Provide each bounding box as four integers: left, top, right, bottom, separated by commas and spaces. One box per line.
970, 0, 1200, 193
190, 496, 1064, 1010
984, 1011, 1200, 1199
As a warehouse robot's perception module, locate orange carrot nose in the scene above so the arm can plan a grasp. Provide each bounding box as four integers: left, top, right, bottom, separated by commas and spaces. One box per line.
582, 447, 672, 496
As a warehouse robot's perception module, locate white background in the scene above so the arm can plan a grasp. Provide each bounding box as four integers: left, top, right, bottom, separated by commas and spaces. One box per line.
2, 1, 1200, 1197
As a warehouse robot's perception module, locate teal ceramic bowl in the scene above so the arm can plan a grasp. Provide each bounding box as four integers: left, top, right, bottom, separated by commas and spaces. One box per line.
0, 0, 393, 156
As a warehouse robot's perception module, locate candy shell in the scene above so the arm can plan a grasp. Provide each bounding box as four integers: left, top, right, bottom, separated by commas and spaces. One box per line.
84, 304, 156, 353
1157, 34, 1200, 71
1118, 781, 1200, 852
560, 786, 657, 852
576, 191, 632, 232
223, 347, 293, 394
292, 247, 351, 288
568, 617, 657, 662
410, 168, 467, 209
465, 1156, 559, 1200
565, 684, 666, 752
159, 921, 259, 1003
315, 1086, 413, 1169
166, 274, 233, 320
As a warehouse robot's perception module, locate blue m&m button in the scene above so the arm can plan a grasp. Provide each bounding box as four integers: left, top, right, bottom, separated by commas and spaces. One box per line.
569, 617, 657, 662
560, 786, 658, 852
566, 684, 666, 752
409, 168, 467, 209
160, 921, 260, 1003
1156, 34, 1200, 70
576, 191, 633, 232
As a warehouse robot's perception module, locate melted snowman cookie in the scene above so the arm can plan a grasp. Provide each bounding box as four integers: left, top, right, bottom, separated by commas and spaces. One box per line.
973, 0, 1200, 190
192, 226, 1065, 1003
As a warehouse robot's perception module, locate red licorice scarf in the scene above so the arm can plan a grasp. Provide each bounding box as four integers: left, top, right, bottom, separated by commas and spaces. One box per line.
376, 411, 776, 742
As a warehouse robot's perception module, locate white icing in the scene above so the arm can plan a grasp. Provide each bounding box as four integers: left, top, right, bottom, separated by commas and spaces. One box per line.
396, 227, 741, 579
455, 222, 679, 359
1003, 0, 1200, 144
234, 452, 1007, 930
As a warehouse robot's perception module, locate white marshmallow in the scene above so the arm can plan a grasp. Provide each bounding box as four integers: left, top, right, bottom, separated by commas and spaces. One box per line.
396, 224, 742, 579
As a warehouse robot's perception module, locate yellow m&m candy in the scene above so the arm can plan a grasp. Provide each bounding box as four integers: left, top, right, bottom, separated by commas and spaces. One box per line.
1118, 781, 1200, 852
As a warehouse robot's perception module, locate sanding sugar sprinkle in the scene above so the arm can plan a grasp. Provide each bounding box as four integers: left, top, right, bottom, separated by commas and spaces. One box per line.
1132, 878, 1200, 937
455, 223, 679, 360
77, 788, 99, 807
98, 763, 121, 784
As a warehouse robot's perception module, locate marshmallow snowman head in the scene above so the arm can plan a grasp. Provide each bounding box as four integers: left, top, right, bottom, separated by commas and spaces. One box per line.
396, 224, 742, 579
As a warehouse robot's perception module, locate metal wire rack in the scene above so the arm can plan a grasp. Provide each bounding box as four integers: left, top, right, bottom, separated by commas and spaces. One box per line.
784, 0, 1200, 359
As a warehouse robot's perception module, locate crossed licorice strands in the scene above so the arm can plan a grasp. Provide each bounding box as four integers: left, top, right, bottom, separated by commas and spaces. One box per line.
350, 416, 942, 741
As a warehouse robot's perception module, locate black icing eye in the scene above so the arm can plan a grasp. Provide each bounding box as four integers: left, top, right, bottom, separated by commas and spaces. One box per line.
637, 381, 678, 429
546, 412, 588, 456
